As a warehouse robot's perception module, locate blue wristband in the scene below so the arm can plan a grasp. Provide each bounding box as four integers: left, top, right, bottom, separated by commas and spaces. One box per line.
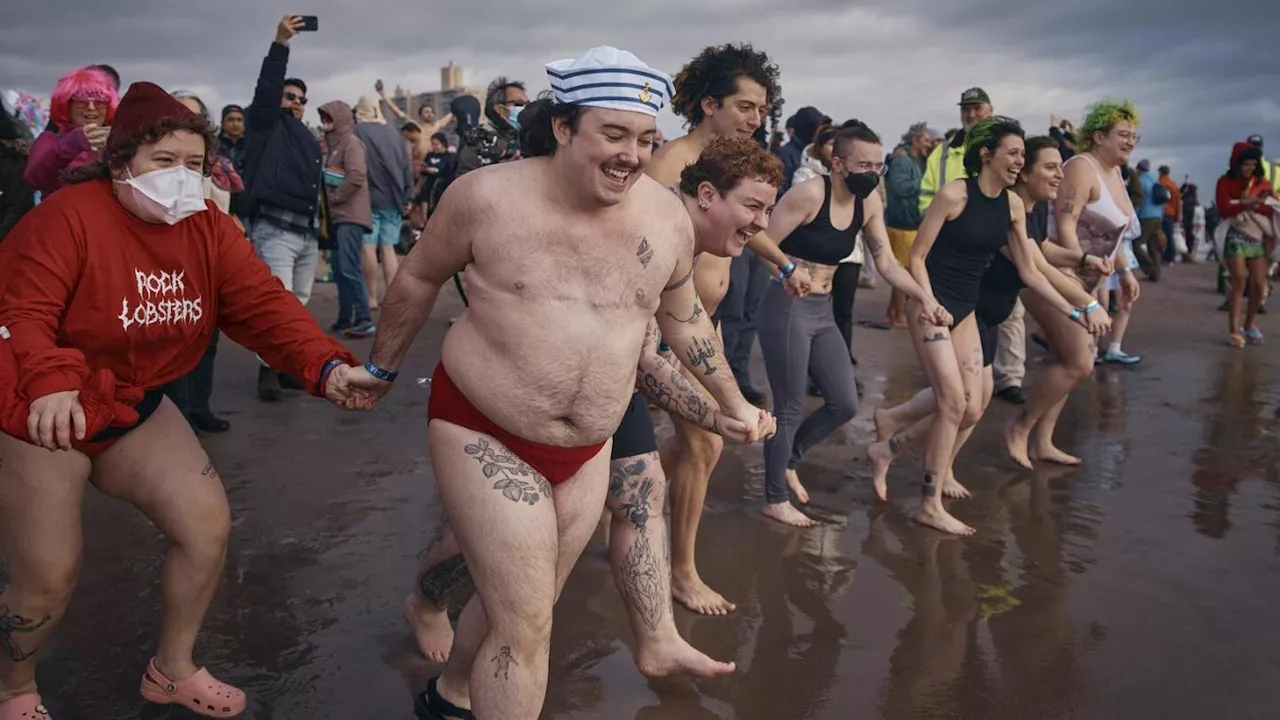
317, 357, 345, 394
364, 360, 399, 383
1069, 308, 1081, 322
779, 261, 796, 278
1082, 300, 1101, 314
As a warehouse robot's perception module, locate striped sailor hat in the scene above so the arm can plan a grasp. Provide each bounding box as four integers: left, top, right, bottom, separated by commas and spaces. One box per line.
546, 46, 675, 117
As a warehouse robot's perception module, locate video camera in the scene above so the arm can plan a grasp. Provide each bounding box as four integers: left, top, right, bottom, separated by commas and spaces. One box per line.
450, 95, 518, 168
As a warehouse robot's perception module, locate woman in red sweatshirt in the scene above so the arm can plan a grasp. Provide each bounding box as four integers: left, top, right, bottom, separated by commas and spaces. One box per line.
1216, 141, 1275, 347
0, 82, 365, 719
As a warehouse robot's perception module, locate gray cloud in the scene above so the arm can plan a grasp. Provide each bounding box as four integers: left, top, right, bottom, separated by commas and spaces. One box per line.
3, 1, 1274, 187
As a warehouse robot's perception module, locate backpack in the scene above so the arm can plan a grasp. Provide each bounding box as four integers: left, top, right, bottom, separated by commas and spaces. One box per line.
1152, 181, 1171, 205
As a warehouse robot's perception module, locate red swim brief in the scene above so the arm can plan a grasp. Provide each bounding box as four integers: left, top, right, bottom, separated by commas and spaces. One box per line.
426, 363, 607, 486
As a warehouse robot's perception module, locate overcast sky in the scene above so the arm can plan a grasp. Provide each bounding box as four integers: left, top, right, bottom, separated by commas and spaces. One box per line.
5, 1, 1277, 190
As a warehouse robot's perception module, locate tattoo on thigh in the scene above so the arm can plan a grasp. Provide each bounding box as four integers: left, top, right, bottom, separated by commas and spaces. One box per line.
465, 438, 552, 505
201, 460, 219, 480
0, 604, 51, 663
924, 332, 950, 343
492, 646, 519, 680
609, 459, 646, 500
610, 459, 655, 531
922, 472, 938, 498
622, 533, 665, 633
418, 554, 474, 610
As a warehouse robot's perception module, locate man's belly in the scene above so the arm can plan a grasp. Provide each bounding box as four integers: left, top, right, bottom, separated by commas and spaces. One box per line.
440, 309, 648, 447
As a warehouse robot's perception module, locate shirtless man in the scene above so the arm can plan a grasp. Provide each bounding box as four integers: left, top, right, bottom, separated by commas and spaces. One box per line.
652, 43, 809, 615
347, 48, 770, 720
403, 136, 785, 719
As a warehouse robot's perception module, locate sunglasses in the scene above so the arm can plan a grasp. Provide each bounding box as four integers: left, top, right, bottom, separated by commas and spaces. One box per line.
284, 91, 308, 106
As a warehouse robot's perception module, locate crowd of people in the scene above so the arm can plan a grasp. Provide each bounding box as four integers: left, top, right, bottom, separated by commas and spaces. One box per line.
0, 15, 1277, 720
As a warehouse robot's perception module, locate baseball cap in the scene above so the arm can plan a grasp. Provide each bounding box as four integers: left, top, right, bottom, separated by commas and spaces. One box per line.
958, 87, 991, 106
1247, 134, 1263, 147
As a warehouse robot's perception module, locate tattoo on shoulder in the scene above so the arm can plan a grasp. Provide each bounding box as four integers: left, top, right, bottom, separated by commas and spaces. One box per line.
465, 438, 552, 505
664, 301, 704, 324
664, 262, 694, 292
636, 237, 654, 268
492, 646, 519, 680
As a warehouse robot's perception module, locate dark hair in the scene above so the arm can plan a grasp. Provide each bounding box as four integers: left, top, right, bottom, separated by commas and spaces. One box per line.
679, 135, 784, 198
1158, 165, 1170, 175
63, 113, 217, 184
1020, 136, 1060, 176
93, 64, 120, 88
221, 104, 244, 120
283, 78, 307, 95
671, 43, 780, 128
402, 121, 421, 133
430, 132, 448, 146
833, 119, 882, 158
962, 116, 1025, 177
485, 77, 526, 128
518, 92, 584, 158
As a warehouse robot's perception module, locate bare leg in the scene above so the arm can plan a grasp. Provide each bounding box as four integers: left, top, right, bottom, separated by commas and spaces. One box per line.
1245, 257, 1266, 333
663, 417, 733, 616
379, 244, 401, 300
89, 399, 233, 681
0, 433, 91, 703
866, 413, 931, 501
361, 244, 381, 309
906, 300, 976, 536
874, 386, 937, 442
404, 517, 468, 664
607, 453, 734, 678
1108, 295, 1134, 348
1007, 291, 1096, 467
429, 421, 610, 720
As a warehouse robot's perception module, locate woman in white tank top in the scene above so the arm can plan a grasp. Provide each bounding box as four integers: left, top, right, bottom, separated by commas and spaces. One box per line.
1006, 100, 1142, 468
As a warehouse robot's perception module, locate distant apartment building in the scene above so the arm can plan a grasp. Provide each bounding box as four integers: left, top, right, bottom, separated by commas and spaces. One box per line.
390, 61, 485, 126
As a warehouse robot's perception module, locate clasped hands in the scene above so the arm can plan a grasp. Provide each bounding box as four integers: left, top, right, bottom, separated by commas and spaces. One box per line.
323, 364, 392, 411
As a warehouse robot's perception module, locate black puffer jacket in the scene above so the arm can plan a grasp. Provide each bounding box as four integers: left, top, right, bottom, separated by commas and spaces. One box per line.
241, 42, 322, 219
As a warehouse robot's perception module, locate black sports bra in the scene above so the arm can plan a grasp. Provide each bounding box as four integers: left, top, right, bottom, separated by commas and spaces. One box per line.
778, 176, 864, 265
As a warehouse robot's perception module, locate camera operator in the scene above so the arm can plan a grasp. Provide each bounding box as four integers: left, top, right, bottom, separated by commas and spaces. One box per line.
453, 77, 527, 177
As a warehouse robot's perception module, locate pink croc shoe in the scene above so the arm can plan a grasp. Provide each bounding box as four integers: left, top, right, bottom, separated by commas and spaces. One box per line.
0, 694, 51, 719
139, 658, 246, 718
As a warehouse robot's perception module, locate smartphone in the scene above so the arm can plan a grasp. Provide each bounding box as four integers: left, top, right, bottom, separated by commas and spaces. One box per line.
298, 15, 318, 31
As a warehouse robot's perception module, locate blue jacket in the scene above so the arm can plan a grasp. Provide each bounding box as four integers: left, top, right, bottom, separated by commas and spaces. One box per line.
885, 153, 924, 230
241, 42, 323, 219
1137, 170, 1164, 220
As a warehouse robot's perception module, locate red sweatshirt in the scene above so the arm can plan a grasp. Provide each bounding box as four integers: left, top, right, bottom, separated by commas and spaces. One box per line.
1217, 142, 1275, 220
0, 180, 358, 447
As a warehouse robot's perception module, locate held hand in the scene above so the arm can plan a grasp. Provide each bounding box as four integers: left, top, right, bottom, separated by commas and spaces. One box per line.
754, 409, 778, 441
723, 402, 766, 443
325, 365, 384, 410
1082, 307, 1112, 336
82, 123, 109, 151
276, 14, 305, 45
784, 267, 813, 297
1084, 254, 1113, 276
1120, 271, 1141, 304
27, 390, 86, 451
920, 297, 953, 328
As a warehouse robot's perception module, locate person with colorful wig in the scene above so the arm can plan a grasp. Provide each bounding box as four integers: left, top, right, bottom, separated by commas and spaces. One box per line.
22, 66, 118, 196
1216, 140, 1275, 347
903, 116, 1097, 536
0, 81, 368, 720
1005, 100, 1144, 466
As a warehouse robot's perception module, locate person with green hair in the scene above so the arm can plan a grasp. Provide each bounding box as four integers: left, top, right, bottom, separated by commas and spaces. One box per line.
901, 116, 1099, 535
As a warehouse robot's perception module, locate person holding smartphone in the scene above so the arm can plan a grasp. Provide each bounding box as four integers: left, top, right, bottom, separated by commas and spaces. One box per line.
22, 66, 118, 196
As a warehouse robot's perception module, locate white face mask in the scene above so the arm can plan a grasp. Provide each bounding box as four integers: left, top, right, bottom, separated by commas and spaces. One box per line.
117, 166, 207, 225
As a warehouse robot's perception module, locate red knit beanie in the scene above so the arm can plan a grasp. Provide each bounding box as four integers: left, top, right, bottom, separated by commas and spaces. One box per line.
104, 81, 195, 155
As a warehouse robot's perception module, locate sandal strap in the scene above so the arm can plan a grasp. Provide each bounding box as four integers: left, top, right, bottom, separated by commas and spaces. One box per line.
417, 677, 474, 720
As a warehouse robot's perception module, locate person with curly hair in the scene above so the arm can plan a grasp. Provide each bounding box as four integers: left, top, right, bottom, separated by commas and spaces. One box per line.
0, 81, 365, 720
648, 43, 808, 615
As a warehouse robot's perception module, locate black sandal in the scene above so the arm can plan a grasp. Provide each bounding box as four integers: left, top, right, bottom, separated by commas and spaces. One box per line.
414, 677, 474, 720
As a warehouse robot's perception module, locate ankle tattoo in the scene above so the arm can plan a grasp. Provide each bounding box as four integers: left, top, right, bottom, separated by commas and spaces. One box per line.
418, 554, 474, 610
0, 603, 51, 663
922, 472, 938, 498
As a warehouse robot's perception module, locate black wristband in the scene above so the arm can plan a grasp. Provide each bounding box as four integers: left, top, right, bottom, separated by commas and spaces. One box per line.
364, 360, 399, 383
316, 357, 345, 394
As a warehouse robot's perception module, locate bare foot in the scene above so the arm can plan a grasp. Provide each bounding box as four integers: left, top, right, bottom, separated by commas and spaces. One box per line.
866, 442, 893, 502
402, 594, 454, 664
1004, 421, 1034, 470
913, 503, 975, 536
942, 473, 972, 499
785, 468, 810, 504
874, 407, 900, 443
1031, 443, 1082, 466
762, 501, 816, 528
672, 572, 737, 616
635, 633, 737, 679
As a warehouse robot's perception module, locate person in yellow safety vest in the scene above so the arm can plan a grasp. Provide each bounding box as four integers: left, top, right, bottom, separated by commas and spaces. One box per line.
917, 87, 994, 214
1246, 135, 1277, 195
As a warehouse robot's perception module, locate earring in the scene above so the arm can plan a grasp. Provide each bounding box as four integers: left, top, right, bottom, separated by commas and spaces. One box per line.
699, 200, 710, 210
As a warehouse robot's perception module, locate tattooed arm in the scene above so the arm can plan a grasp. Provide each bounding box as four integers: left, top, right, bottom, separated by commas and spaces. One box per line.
635, 319, 718, 433
1052, 159, 1092, 253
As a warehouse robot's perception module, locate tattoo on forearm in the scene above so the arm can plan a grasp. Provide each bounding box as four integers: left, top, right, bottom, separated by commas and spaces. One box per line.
492, 646, 519, 680
418, 554, 474, 610
664, 263, 694, 291
664, 301, 705, 324
0, 604, 51, 663
465, 438, 552, 505
636, 237, 654, 268
684, 336, 719, 375
638, 368, 713, 430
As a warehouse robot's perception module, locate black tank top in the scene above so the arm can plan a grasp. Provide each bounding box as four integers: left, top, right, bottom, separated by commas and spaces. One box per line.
925, 177, 1011, 303
778, 176, 864, 265
976, 201, 1049, 322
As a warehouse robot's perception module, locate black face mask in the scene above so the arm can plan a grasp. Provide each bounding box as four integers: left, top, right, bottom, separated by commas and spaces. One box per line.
843, 170, 878, 199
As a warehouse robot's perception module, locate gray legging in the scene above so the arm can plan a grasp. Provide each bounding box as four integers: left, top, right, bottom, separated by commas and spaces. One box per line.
758, 281, 859, 505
